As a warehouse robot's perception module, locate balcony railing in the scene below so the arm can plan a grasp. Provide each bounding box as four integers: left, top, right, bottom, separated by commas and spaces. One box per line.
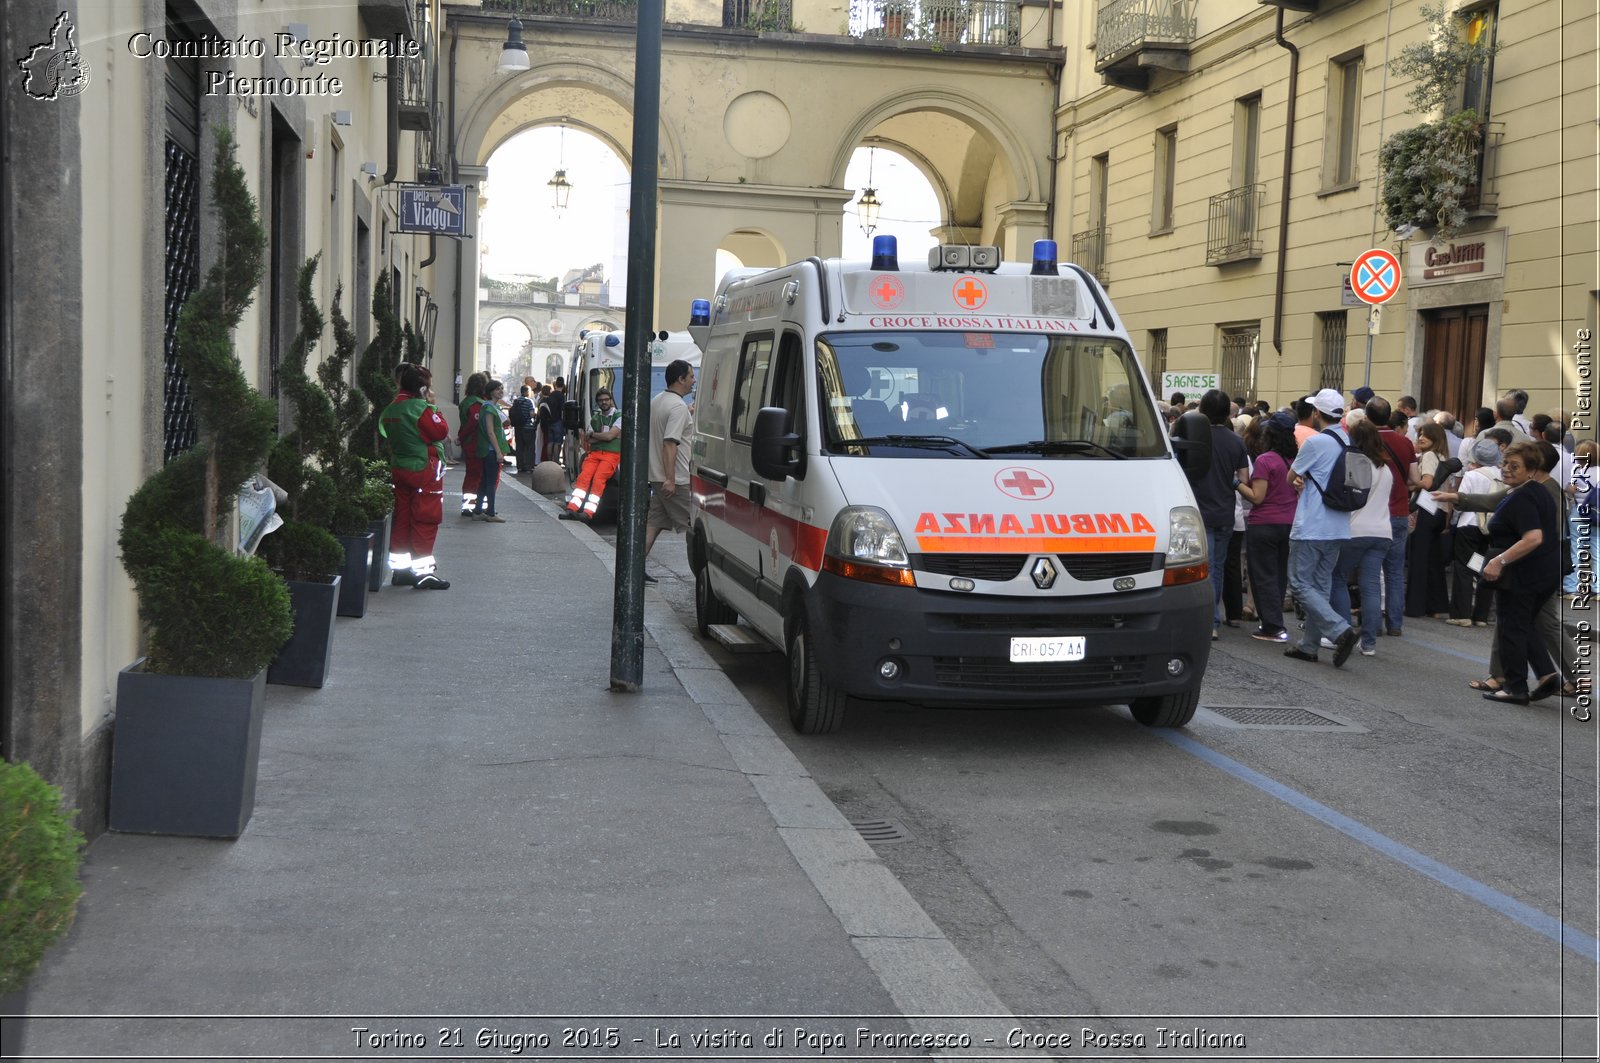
1070, 227, 1109, 285
1206, 184, 1266, 265
850, 0, 1022, 46
1095, 0, 1196, 65
723, 0, 796, 30
1462, 123, 1502, 218
481, 0, 639, 24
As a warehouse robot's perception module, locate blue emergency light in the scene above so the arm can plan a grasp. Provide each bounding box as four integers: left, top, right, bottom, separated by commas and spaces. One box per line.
1031, 239, 1058, 276
871, 235, 898, 272
689, 299, 711, 326
604, 333, 621, 347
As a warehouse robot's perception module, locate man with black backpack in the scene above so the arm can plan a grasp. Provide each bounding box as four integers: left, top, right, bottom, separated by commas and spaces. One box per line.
508, 385, 537, 473
1284, 388, 1362, 667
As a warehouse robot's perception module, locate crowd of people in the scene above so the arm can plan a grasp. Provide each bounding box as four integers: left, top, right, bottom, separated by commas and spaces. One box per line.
1168, 385, 1595, 705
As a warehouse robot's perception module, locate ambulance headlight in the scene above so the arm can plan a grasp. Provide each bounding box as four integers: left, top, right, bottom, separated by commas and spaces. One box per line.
822, 507, 914, 586
1163, 506, 1209, 586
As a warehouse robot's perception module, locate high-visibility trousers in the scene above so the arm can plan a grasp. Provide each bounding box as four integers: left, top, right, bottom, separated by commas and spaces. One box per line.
461, 442, 481, 507
566, 450, 621, 516
391, 466, 444, 574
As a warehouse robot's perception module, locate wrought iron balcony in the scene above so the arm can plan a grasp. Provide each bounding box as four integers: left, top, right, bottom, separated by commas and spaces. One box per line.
849, 0, 1022, 46
1094, 0, 1196, 90
1070, 227, 1109, 285
723, 0, 796, 31
481, 0, 639, 24
1462, 123, 1502, 219
1206, 184, 1266, 265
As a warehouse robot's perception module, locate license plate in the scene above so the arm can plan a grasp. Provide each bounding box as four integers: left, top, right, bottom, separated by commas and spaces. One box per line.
1009, 636, 1086, 663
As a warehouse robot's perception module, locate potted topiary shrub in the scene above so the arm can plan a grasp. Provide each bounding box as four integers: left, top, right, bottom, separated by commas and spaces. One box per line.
113, 128, 293, 838
0, 760, 85, 1058
259, 256, 347, 688
317, 288, 378, 618
354, 273, 401, 591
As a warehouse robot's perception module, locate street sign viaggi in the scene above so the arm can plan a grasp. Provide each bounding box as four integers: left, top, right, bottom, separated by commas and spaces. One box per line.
1350, 248, 1402, 305
397, 185, 466, 236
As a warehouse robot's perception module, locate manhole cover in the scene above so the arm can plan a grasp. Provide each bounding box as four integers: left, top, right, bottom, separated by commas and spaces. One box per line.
851, 818, 909, 843
1200, 704, 1363, 731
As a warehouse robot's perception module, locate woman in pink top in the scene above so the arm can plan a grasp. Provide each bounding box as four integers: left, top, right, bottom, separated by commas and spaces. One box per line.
1238, 411, 1301, 641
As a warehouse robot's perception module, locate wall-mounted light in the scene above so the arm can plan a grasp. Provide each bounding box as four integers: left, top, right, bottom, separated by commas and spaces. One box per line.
360, 161, 379, 178
284, 23, 314, 67
498, 19, 530, 74
332, 110, 352, 126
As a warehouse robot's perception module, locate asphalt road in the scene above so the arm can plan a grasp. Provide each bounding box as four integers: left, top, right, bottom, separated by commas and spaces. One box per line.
623, 523, 1599, 1060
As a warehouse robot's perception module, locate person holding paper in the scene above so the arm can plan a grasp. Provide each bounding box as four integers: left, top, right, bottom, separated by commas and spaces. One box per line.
1405, 422, 1453, 619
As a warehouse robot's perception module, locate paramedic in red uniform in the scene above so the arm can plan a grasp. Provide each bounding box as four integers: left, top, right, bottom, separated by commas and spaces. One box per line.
562, 388, 623, 521
378, 363, 452, 589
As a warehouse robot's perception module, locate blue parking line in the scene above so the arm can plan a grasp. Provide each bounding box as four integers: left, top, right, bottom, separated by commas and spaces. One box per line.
1397, 631, 1490, 667
1158, 730, 1600, 962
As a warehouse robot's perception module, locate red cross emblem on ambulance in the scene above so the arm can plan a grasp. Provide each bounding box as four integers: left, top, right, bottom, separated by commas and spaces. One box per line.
995, 466, 1054, 501
952, 276, 988, 310
869, 274, 904, 309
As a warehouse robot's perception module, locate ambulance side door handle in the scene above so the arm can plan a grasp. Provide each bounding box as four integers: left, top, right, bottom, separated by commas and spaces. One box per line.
748, 482, 766, 507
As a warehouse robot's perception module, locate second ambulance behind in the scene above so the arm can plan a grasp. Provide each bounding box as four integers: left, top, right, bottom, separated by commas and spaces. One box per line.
687, 237, 1214, 734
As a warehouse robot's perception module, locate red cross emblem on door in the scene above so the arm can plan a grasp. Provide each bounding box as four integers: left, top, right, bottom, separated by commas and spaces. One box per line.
952, 277, 988, 310
869, 274, 904, 309
995, 466, 1054, 501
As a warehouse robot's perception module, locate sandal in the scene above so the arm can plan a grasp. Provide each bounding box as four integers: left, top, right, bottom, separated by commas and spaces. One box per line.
1530, 674, 1563, 702
1467, 678, 1503, 692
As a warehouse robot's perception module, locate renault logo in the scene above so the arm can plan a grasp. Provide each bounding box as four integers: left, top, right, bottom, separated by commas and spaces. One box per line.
1030, 557, 1058, 590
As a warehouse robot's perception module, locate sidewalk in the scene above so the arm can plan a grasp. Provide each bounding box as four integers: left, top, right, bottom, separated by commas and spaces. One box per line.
18, 464, 1020, 1060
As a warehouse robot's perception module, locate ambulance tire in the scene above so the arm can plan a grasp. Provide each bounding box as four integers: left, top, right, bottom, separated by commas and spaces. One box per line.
1129, 688, 1200, 728
695, 564, 738, 637
786, 611, 845, 734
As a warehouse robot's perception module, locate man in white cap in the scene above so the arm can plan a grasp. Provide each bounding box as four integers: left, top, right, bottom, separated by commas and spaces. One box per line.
1284, 388, 1359, 666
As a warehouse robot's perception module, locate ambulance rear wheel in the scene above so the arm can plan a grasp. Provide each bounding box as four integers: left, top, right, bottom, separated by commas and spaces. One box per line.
1129, 688, 1200, 728
786, 611, 845, 734
695, 564, 738, 637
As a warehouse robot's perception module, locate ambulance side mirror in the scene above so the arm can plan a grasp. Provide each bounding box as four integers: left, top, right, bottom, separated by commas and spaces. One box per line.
562, 399, 581, 431
751, 407, 803, 481
1171, 411, 1213, 486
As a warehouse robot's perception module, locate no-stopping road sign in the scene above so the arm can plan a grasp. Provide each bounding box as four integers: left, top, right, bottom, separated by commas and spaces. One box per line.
1350, 248, 1402, 305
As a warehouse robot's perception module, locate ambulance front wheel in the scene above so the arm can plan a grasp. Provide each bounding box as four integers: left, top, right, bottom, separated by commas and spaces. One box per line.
1129, 688, 1200, 728
695, 564, 738, 637
786, 610, 845, 734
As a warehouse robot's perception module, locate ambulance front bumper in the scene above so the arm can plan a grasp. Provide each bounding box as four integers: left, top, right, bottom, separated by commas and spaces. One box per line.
806, 571, 1212, 708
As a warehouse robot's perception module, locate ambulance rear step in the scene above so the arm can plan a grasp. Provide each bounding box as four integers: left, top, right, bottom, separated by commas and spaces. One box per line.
708, 624, 777, 653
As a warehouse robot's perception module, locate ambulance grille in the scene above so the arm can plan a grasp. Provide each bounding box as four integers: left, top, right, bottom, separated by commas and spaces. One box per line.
929, 613, 1145, 633
1058, 553, 1160, 581
932, 655, 1145, 691
917, 554, 1027, 581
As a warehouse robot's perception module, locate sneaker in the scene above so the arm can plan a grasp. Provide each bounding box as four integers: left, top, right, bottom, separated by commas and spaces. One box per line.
1360, 646, 1377, 657
481, 514, 506, 523
1473, 621, 1489, 628
1252, 628, 1289, 643
1445, 618, 1473, 627
1386, 627, 1403, 637
1332, 628, 1359, 668
414, 574, 451, 590
1284, 647, 1319, 662
390, 569, 416, 587
558, 510, 581, 521
1212, 627, 1221, 641
1319, 637, 1337, 650
459, 509, 475, 518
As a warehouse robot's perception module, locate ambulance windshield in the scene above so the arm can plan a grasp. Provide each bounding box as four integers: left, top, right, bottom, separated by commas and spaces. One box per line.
816, 332, 1166, 459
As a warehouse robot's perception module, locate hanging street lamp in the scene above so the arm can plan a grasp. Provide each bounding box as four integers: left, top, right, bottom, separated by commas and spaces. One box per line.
498, 18, 530, 73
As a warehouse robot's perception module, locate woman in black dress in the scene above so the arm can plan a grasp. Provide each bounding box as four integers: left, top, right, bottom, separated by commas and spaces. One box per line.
1479, 441, 1563, 704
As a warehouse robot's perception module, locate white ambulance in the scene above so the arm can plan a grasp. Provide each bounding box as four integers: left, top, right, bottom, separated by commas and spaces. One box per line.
561, 328, 702, 517
687, 238, 1215, 734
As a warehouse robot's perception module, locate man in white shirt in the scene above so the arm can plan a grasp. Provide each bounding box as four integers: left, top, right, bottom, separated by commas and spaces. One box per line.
642, 359, 697, 582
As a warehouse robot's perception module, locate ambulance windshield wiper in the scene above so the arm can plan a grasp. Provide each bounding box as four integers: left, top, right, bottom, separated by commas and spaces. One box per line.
840, 435, 991, 458
985, 439, 1128, 459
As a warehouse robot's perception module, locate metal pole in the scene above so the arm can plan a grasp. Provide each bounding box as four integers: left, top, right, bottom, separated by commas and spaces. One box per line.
610, 0, 663, 692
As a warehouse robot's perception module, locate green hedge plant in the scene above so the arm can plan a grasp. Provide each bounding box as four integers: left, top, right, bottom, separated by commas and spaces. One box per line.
0, 761, 85, 994
258, 256, 346, 583
118, 129, 292, 676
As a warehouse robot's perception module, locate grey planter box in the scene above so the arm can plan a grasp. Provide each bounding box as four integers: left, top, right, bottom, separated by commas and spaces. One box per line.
367, 511, 393, 592
267, 576, 340, 688
109, 662, 266, 838
335, 532, 374, 617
